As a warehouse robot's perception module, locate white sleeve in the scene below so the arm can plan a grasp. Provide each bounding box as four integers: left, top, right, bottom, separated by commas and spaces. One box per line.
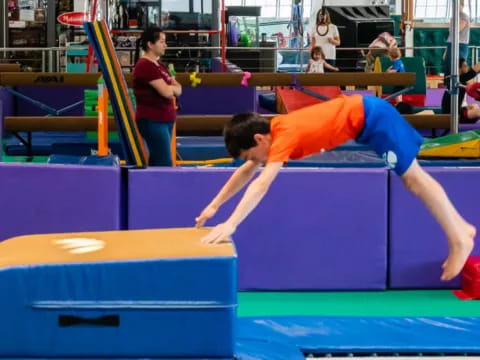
332, 25, 339, 38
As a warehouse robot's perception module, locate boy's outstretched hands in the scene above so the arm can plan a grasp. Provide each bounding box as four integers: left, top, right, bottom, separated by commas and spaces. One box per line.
195, 204, 235, 244
195, 204, 218, 228
200, 222, 236, 244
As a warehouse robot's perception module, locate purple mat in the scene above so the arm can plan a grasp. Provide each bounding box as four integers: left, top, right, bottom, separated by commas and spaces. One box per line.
0, 164, 122, 241
389, 168, 480, 289
128, 168, 388, 290
459, 122, 480, 131
0, 88, 15, 160
14, 85, 256, 116
425, 88, 478, 108
15, 86, 88, 116
178, 87, 257, 115
426, 88, 444, 107
0, 88, 14, 118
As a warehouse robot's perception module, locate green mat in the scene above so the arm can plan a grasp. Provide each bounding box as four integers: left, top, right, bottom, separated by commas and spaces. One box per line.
238, 291, 480, 317
1, 155, 48, 163
421, 129, 480, 151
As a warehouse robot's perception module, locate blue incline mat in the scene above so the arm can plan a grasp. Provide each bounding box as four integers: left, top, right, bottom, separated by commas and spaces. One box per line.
237, 316, 480, 355
0, 229, 236, 358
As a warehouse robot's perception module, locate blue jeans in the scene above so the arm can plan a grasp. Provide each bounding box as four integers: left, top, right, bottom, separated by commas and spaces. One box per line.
137, 119, 174, 166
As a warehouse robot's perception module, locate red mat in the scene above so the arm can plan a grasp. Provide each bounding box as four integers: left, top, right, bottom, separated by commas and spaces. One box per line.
276, 86, 342, 113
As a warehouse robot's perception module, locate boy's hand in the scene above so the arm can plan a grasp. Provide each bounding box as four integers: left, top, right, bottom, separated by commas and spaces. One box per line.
195, 205, 218, 228
201, 222, 236, 244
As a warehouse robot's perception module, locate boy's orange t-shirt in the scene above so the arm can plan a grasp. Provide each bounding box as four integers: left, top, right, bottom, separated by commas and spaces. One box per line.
267, 95, 365, 163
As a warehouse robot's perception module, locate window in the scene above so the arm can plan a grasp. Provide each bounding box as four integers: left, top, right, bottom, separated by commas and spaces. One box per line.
414, 0, 477, 21
278, 0, 293, 19
225, 0, 311, 19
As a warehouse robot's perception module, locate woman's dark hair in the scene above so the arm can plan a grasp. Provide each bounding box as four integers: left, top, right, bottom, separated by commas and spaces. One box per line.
223, 112, 270, 158
134, 27, 164, 63
311, 46, 325, 60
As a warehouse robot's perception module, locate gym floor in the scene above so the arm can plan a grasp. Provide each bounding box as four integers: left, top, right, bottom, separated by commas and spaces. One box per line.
240, 290, 480, 359
238, 290, 480, 317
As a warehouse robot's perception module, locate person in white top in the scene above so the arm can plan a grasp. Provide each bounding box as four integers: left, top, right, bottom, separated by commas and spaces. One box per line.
309, 8, 340, 68
306, 46, 339, 73
443, 0, 470, 85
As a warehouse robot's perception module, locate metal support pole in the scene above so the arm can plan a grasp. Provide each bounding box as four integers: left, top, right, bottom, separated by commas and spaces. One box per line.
450, 0, 460, 134
42, 51, 47, 72
47, 0, 56, 47
0, 0, 7, 49
48, 49, 54, 72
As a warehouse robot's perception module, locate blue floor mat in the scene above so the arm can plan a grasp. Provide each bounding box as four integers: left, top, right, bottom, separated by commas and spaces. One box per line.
237, 316, 480, 355
3, 317, 480, 358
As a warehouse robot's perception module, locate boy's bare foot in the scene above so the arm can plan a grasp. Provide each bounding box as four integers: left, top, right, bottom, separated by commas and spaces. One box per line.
441, 224, 476, 281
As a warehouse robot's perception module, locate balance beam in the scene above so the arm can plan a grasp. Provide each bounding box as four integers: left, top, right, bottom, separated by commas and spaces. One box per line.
4, 114, 450, 134
0, 64, 21, 72
403, 114, 450, 130
0, 72, 415, 87
3, 115, 263, 135
4, 116, 117, 132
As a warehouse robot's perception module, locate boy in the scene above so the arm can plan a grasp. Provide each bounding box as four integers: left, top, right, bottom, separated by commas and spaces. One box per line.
386, 47, 405, 103
195, 95, 475, 281
386, 47, 405, 74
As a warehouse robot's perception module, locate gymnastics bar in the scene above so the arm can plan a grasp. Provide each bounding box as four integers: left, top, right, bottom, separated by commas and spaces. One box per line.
4, 114, 450, 133
0, 72, 416, 87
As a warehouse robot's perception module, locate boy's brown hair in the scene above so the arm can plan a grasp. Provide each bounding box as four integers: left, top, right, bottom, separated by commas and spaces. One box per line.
389, 47, 401, 60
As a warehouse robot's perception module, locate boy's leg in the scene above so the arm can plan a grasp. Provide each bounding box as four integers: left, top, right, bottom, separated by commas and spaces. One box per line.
359, 96, 476, 281
401, 160, 475, 281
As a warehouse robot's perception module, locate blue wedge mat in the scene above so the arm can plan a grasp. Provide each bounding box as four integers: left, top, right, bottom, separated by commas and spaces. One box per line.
0, 230, 236, 358
237, 316, 480, 355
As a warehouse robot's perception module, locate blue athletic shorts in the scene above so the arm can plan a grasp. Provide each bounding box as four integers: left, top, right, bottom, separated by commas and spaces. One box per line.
357, 96, 424, 176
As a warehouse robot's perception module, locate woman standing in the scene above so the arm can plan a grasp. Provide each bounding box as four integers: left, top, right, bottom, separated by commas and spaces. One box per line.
133, 28, 182, 166
310, 8, 340, 68
443, 0, 470, 84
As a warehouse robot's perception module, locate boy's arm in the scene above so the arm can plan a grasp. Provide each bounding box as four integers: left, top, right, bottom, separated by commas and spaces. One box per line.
195, 160, 260, 227
200, 161, 283, 244
386, 65, 397, 73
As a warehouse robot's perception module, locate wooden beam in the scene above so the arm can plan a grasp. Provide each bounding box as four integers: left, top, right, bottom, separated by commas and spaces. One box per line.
0, 72, 415, 87
0, 64, 21, 72
403, 114, 450, 129
0, 73, 129, 87
175, 72, 416, 87
4, 114, 450, 135
4, 116, 116, 132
